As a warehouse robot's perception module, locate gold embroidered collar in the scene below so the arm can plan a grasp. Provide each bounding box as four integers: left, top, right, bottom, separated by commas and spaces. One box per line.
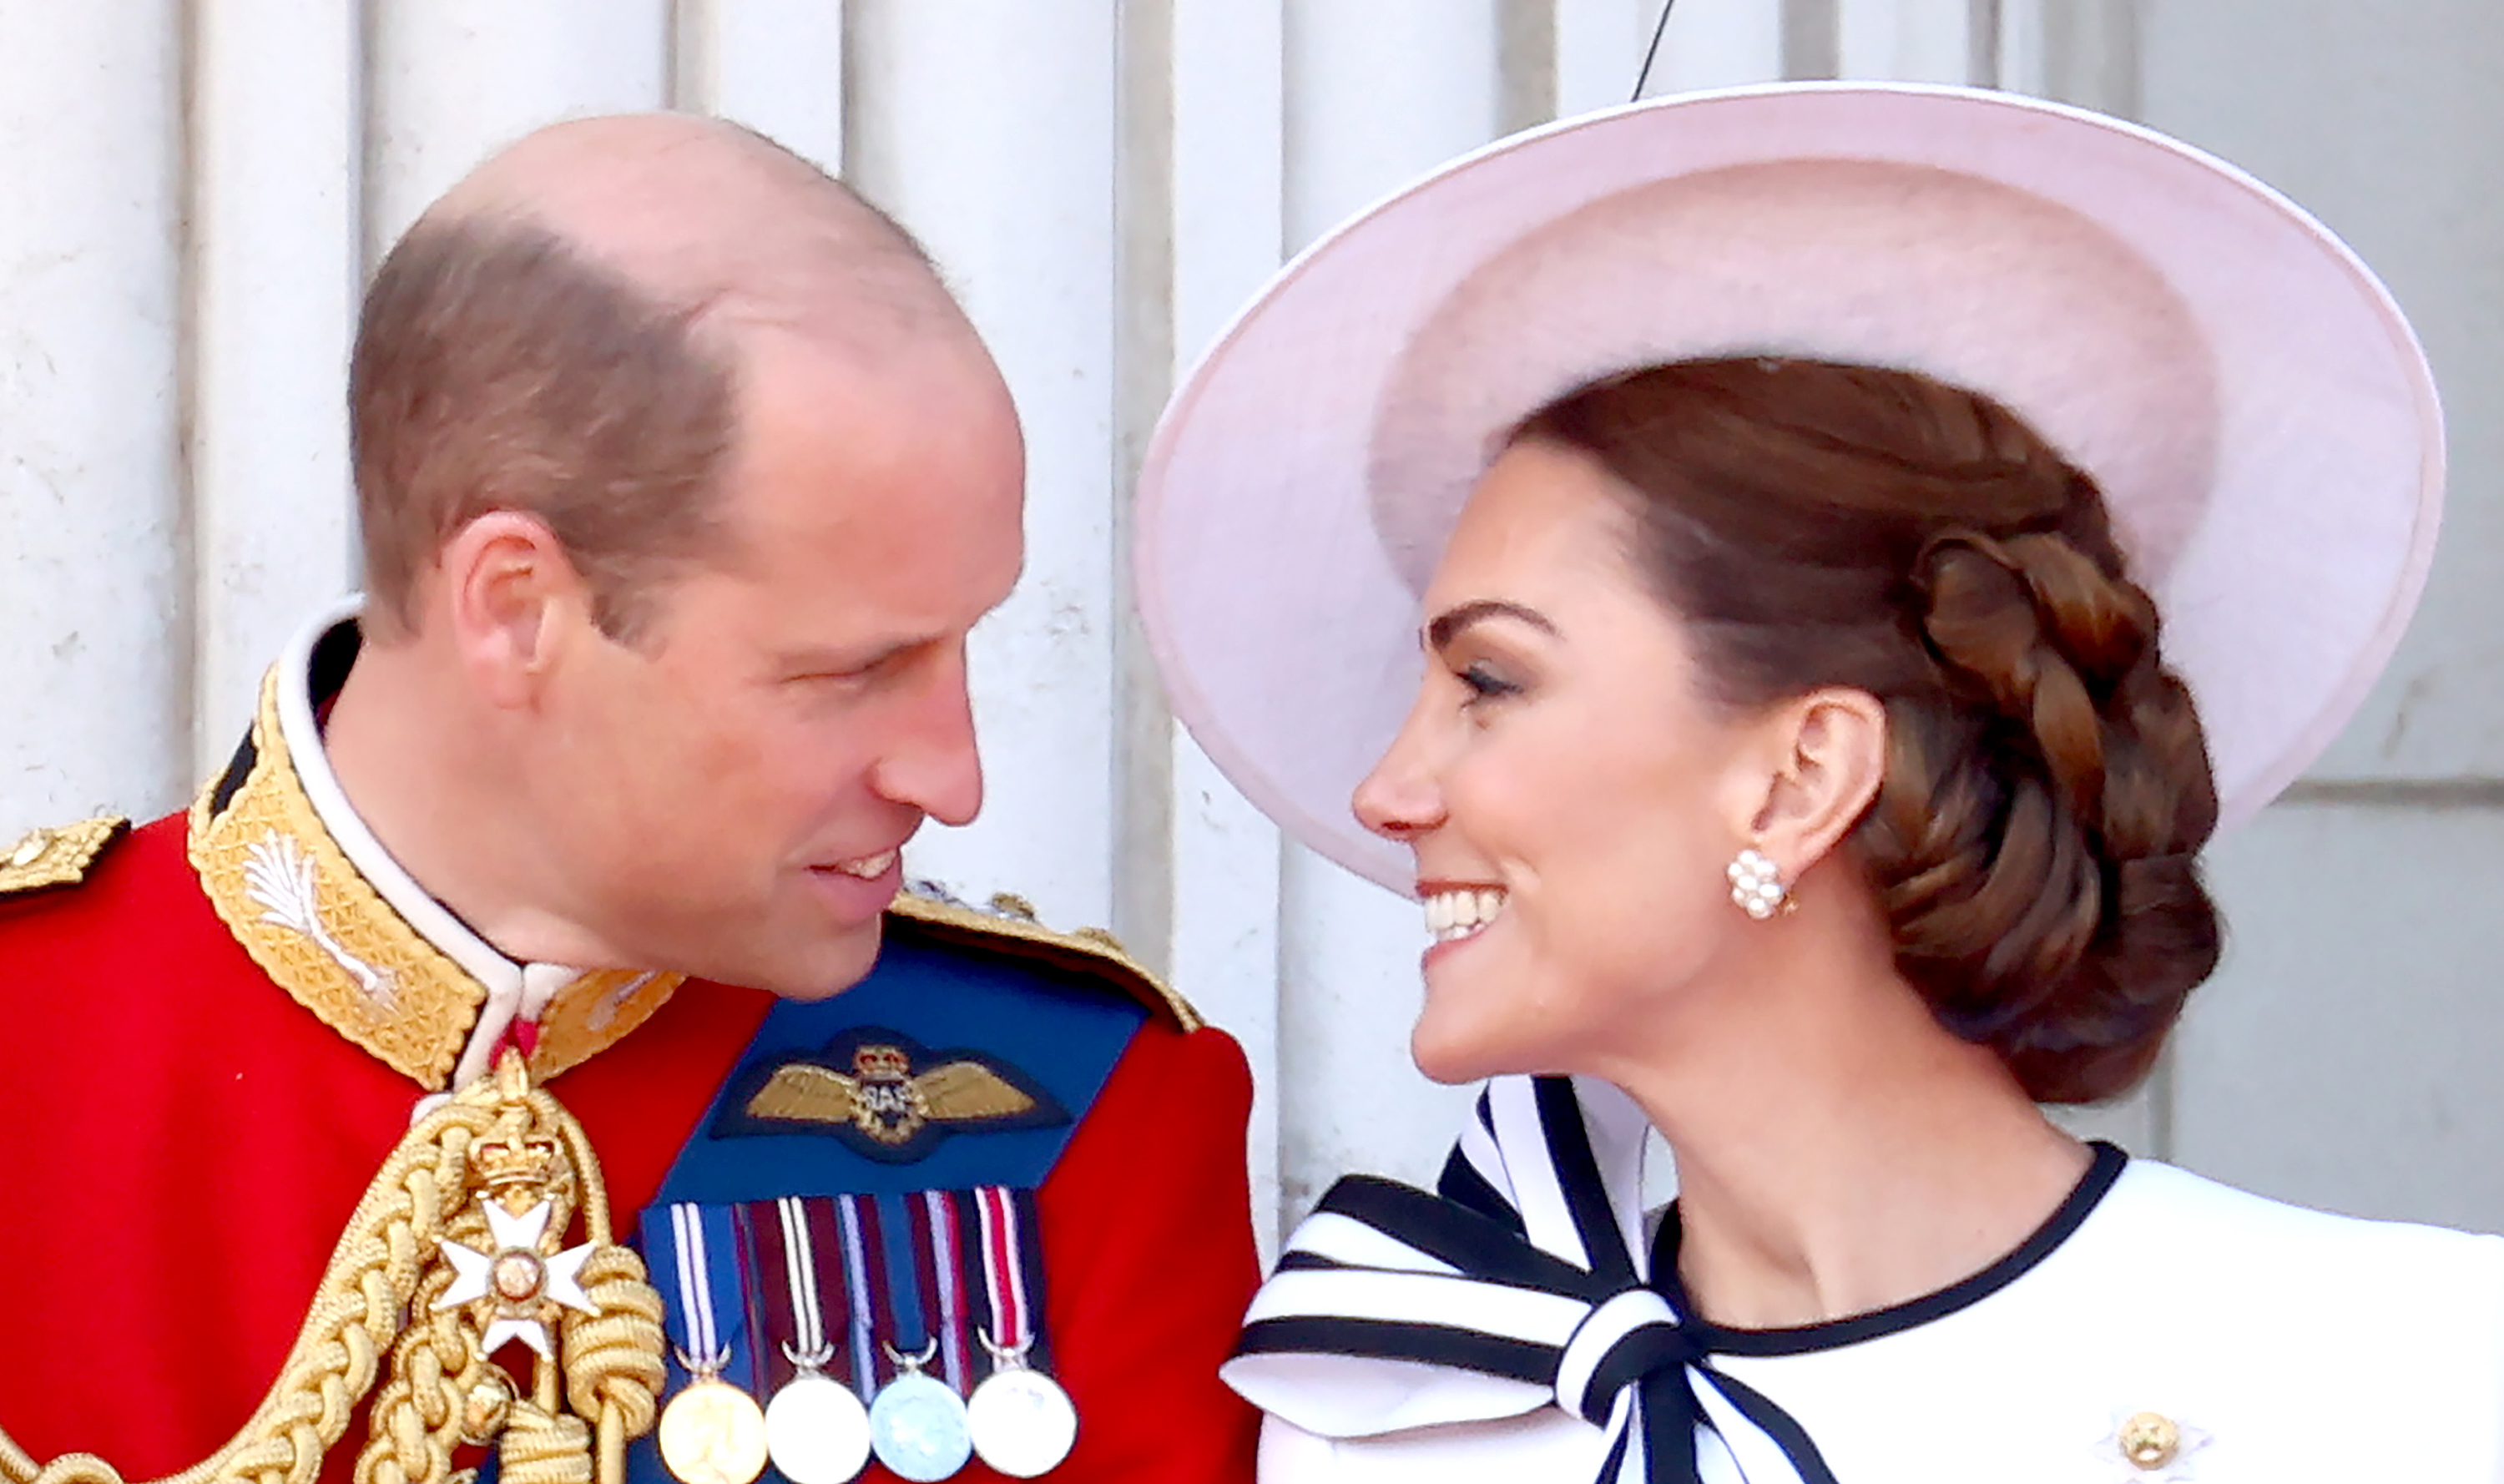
189, 608, 684, 1091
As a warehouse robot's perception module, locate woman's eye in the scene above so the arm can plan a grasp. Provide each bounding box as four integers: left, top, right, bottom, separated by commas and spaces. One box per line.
1457, 663, 1522, 704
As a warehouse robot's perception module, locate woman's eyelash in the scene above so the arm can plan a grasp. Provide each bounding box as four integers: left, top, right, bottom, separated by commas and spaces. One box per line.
1458, 663, 1521, 700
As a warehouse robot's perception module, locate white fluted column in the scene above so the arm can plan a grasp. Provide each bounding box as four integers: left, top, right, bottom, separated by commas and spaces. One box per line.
1274, 0, 1507, 1217
1167, 0, 1292, 1252
189, 0, 363, 769
0, 1, 186, 836
1838, 0, 1985, 82
678, 0, 848, 169
366, 0, 671, 254
1616, 0, 1786, 100
848, 0, 1124, 931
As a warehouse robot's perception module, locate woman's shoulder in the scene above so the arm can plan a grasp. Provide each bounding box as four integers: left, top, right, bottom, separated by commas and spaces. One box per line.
2060, 1156, 2504, 1396
2095, 1156, 2504, 1294
1752, 1158, 2504, 1481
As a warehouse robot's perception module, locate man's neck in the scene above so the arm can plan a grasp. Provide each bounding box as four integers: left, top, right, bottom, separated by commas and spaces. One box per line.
320, 645, 613, 970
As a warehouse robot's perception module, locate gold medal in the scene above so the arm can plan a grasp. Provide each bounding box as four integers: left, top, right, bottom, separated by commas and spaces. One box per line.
659, 1375, 771, 1484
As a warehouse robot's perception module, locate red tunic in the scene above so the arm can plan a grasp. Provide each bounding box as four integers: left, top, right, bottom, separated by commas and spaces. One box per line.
0, 813, 1260, 1481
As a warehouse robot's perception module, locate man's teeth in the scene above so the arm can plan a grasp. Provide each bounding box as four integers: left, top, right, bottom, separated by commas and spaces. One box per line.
829, 851, 896, 880
1424, 887, 1506, 944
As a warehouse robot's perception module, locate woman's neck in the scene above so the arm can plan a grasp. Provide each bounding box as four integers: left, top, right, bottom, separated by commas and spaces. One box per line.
1593, 916, 2091, 1330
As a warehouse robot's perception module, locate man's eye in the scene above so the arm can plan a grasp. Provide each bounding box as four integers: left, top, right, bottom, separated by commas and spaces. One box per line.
790, 647, 915, 688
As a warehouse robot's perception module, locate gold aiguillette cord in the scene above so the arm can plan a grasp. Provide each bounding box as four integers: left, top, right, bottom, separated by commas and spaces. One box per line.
0, 1052, 667, 1484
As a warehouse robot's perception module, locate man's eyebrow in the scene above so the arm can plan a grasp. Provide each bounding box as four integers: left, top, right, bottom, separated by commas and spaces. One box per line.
1425, 599, 1559, 652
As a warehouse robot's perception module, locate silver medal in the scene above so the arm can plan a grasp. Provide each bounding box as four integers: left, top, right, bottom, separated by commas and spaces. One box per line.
758, 1200, 875, 1484
765, 1370, 873, 1484
967, 1363, 1078, 1477
869, 1340, 973, 1482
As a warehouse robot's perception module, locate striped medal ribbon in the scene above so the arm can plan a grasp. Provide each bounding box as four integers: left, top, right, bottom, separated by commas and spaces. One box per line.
861, 1193, 976, 1481
745, 1195, 873, 1484
657, 1202, 770, 1484
966, 1187, 1077, 1477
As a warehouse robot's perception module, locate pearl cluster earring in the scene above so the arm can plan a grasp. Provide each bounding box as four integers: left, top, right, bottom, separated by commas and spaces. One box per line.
1727, 847, 1789, 920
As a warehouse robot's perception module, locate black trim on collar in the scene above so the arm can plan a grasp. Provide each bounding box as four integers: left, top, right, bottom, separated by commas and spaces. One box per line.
211, 618, 361, 820
307, 618, 362, 706
206, 729, 258, 819
1652, 1139, 2128, 1357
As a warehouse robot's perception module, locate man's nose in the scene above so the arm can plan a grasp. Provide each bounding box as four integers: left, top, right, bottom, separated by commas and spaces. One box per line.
871, 653, 987, 827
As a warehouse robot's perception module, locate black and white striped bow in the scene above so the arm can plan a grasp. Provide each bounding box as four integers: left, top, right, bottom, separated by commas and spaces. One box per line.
1224, 1075, 1837, 1484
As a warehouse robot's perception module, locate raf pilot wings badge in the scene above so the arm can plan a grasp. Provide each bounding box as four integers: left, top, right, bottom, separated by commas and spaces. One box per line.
717, 1025, 1070, 1163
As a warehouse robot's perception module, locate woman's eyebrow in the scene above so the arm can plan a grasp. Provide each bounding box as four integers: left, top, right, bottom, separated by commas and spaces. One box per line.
1425, 598, 1559, 652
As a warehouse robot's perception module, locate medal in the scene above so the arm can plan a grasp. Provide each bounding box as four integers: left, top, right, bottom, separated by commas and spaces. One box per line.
870, 1339, 974, 1482
966, 1187, 1076, 1476
765, 1370, 872, 1484
967, 1345, 1078, 1477
659, 1375, 771, 1484
756, 1196, 872, 1484
657, 1203, 768, 1484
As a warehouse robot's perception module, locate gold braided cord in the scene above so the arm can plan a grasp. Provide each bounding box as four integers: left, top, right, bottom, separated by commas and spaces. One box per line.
0, 1057, 664, 1484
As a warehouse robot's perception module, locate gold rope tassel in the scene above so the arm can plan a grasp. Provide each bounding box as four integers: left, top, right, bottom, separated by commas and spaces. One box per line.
0, 1053, 664, 1484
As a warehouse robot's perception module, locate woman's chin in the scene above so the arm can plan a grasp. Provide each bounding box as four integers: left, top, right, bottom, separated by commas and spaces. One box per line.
1409, 1015, 1535, 1087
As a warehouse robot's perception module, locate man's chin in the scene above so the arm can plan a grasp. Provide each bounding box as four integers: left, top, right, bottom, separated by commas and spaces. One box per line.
705, 918, 886, 1000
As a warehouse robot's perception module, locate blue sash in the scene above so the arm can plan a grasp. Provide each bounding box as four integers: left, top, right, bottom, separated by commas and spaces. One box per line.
613, 921, 1145, 1483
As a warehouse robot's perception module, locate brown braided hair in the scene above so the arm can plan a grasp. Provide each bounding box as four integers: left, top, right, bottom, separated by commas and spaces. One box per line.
1512, 357, 2220, 1103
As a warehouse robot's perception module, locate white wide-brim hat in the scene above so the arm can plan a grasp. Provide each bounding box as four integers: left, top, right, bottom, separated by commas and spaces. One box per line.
1134, 82, 2442, 896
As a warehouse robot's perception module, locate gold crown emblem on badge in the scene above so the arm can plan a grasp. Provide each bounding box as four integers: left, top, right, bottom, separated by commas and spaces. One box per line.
472, 1124, 563, 1194
852, 1044, 913, 1081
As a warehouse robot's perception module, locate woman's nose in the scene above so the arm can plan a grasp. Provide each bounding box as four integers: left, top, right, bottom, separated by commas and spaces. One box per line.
1352, 703, 1446, 843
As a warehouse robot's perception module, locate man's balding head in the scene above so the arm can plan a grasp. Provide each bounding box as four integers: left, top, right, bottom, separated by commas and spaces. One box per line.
351, 114, 977, 642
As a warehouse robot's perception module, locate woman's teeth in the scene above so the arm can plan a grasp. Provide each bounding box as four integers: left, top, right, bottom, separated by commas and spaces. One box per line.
1424, 887, 1506, 944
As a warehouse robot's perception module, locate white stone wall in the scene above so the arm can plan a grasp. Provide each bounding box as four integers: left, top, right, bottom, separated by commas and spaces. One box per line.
2, 0, 2497, 1251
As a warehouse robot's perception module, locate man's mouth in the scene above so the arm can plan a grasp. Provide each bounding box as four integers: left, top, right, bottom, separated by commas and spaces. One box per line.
821, 850, 897, 881
1423, 886, 1507, 945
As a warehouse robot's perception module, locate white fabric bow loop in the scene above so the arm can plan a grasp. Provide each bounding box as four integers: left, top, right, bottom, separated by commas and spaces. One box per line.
1222, 1075, 1840, 1484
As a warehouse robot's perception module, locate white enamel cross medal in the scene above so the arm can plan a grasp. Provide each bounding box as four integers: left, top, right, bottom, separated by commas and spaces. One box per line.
433, 1197, 599, 1358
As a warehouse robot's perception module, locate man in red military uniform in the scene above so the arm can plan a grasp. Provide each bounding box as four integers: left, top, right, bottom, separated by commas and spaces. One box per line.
0, 114, 1258, 1484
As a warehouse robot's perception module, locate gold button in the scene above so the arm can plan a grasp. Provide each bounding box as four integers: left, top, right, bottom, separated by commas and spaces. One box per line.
5, 830, 49, 870
458, 1368, 515, 1446
2118, 1411, 2182, 1470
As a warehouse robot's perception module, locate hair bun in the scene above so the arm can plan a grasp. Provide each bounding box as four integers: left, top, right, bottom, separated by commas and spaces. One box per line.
1518, 356, 2222, 1103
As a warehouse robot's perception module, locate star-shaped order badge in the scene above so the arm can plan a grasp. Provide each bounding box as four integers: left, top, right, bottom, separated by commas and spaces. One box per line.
435, 1199, 600, 1358
2091, 1409, 2212, 1482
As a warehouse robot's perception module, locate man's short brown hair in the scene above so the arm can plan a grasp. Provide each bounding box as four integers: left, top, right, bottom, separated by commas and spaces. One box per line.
350, 218, 737, 645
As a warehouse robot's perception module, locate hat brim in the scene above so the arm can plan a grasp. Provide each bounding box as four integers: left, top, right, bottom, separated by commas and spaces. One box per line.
1136, 83, 2442, 896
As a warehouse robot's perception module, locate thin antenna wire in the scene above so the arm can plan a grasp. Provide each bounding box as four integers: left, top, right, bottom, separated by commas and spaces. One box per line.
1630, 0, 1679, 103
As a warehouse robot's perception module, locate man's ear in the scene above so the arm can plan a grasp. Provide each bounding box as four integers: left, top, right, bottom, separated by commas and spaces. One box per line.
435, 511, 586, 709
1739, 686, 1889, 876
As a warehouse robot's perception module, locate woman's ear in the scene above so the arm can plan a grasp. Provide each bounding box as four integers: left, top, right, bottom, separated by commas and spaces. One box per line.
1743, 686, 1888, 873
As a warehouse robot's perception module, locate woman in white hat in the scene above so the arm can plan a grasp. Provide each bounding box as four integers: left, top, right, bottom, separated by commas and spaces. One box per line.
1136, 83, 2504, 1482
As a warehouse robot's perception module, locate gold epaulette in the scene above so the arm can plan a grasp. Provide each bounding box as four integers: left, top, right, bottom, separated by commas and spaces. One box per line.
889, 889, 1205, 1032
0, 815, 129, 897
